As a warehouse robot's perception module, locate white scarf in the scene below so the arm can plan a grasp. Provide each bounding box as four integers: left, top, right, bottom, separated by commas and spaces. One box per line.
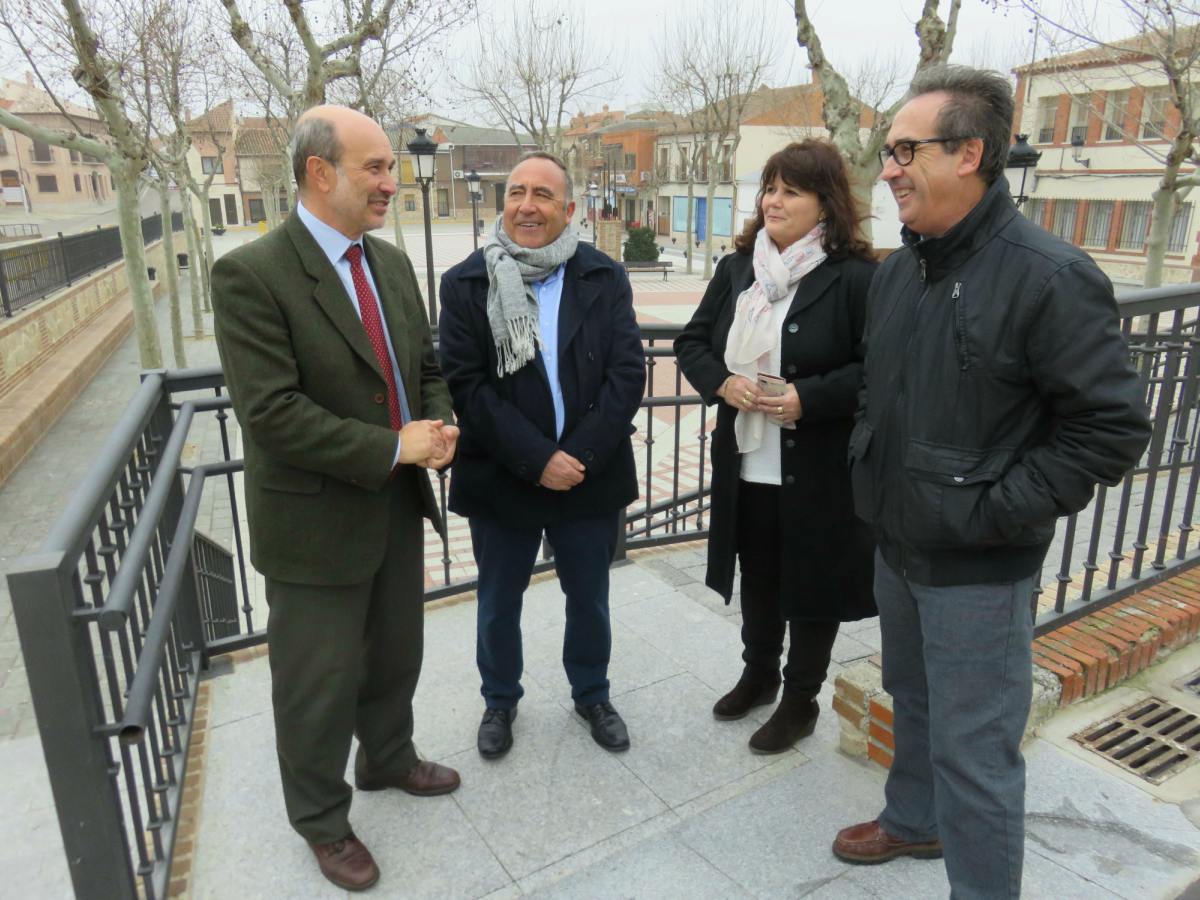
724, 224, 827, 453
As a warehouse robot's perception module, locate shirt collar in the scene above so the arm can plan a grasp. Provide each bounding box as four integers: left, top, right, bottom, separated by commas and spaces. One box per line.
533, 264, 565, 289
296, 200, 361, 267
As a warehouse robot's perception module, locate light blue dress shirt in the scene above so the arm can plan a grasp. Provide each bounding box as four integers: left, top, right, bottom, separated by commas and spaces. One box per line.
534, 264, 567, 440
295, 201, 412, 463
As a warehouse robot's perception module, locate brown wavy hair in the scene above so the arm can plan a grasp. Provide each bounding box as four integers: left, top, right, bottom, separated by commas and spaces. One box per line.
734, 140, 873, 259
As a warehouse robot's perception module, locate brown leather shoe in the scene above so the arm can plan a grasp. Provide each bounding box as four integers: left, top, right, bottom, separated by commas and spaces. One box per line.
310, 833, 380, 891
356, 760, 460, 796
832, 819, 943, 865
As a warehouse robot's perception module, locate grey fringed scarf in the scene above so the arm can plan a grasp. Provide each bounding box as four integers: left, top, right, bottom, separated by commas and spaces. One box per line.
482, 218, 579, 376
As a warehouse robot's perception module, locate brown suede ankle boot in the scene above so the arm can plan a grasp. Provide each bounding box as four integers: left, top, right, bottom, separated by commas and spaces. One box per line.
748, 692, 819, 753
712, 672, 781, 720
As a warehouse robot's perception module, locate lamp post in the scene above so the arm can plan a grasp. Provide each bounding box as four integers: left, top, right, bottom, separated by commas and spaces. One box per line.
588, 181, 599, 246
407, 127, 438, 322
1005, 133, 1042, 209
467, 168, 481, 250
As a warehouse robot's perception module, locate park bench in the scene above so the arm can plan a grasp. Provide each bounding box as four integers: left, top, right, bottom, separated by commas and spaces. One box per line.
622, 260, 673, 281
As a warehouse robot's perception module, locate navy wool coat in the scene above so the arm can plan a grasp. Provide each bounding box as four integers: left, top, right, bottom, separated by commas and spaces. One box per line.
437, 242, 646, 529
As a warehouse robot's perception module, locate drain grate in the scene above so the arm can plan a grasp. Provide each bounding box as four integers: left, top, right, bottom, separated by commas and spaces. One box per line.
1178, 670, 1200, 698
1072, 696, 1200, 785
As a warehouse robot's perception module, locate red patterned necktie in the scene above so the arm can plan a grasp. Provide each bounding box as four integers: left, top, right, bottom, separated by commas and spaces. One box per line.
345, 244, 403, 430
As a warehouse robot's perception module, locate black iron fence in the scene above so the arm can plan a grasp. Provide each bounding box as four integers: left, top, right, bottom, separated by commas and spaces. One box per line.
0, 212, 181, 317
8, 287, 1200, 897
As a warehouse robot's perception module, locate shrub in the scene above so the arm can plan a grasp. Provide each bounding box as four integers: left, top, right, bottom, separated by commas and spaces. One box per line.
622, 225, 660, 262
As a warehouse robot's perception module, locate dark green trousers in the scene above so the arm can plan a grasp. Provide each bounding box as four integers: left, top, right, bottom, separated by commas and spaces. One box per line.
264, 473, 425, 843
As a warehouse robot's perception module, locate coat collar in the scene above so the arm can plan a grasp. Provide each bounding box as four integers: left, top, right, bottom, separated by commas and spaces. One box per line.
284, 214, 389, 380
723, 250, 841, 321
902, 175, 1018, 282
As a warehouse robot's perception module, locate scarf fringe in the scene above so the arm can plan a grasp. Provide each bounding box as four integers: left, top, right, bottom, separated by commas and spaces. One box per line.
496, 315, 539, 377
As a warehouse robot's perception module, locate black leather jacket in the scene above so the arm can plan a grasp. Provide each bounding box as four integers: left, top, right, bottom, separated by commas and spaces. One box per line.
850, 177, 1151, 586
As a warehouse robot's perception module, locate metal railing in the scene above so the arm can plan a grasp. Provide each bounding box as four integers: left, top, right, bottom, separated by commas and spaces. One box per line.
0, 213, 181, 317
8, 287, 1200, 898
0, 221, 41, 241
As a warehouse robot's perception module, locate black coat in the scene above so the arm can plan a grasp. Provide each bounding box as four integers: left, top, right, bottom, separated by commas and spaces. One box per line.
438, 243, 646, 528
675, 251, 876, 621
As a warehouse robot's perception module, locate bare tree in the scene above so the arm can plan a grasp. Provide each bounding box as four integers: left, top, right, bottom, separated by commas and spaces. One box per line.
0, 0, 164, 367
656, 0, 779, 278
1011, 0, 1200, 286
794, 0, 967, 232
456, 1, 620, 157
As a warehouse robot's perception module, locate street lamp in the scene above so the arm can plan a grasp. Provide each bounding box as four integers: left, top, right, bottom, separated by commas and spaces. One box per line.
1005, 133, 1042, 208
588, 181, 599, 246
407, 126, 438, 322
467, 168, 481, 251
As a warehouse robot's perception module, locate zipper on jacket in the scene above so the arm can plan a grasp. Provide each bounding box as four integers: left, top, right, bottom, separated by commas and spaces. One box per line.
951, 281, 968, 371
920, 258, 927, 282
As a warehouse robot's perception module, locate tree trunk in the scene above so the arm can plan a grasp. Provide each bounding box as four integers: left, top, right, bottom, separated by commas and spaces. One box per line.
158, 181, 186, 368
703, 158, 717, 281
197, 188, 215, 312
115, 166, 162, 368
685, 177, 695, 275
1144, 181, 1177, 288
851, 160, 879, 244
180, 196, 205, 338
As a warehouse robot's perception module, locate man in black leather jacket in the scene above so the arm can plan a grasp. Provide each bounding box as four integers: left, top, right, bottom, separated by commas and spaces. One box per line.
833, 66, 1151, 900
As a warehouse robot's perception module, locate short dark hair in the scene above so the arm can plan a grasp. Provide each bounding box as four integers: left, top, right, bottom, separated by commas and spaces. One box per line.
734, 139, 873, 260
510, 150, 574, 205
908, 64, 1014, 184
291, 116, 342, 189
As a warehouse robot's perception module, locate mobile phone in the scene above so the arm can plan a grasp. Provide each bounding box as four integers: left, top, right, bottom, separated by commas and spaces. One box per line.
756, 373, 795, 429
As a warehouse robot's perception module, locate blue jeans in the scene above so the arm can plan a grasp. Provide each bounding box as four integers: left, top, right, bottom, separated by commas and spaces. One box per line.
470, 512, 618, 710
874, 551, 1034, 900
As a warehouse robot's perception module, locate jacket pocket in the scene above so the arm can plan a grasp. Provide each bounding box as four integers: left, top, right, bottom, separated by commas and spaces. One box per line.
848, 420, 875, 524
902, 440, 1012, 548
258, 463, 324, 495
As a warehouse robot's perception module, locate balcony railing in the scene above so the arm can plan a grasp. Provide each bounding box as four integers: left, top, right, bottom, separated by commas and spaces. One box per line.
9, 288, 1200, 898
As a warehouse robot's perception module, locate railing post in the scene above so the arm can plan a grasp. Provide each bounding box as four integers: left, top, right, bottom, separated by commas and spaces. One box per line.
150, 390, 207, 667
7, 554, 138, 899
58, 230, 70, 287
0, 253, 12, 317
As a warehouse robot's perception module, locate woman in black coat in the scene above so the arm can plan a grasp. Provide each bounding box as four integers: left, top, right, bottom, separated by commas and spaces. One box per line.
674, 140, 877, 753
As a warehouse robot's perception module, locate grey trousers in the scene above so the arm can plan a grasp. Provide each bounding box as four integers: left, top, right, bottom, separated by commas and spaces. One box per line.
874, 550, 1034, 900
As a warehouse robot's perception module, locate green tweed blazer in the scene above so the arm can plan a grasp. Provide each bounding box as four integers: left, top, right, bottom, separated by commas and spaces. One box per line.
212, 214, 452, 586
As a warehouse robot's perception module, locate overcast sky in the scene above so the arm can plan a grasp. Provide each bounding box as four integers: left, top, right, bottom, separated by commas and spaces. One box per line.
427, 0, 1120, 120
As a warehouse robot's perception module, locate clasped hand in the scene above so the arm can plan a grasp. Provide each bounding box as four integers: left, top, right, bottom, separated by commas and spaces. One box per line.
398, 420, 460, 469
720, 374, 802, 425
539, 449, 585, 491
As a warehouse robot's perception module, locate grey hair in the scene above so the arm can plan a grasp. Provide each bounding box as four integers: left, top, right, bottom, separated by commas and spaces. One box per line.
291, 115, 343, 189
908, 64, 1015, 185
510, 150, 574, 207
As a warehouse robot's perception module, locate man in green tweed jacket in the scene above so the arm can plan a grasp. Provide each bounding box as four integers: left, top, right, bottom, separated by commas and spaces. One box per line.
212, 105, 458, 892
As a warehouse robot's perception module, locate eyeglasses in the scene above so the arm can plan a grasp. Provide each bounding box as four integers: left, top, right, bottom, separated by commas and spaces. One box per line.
878, 137, 974, 168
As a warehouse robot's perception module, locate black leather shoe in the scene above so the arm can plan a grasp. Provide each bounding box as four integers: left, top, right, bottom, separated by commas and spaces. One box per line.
478, 708, 515, 759
574, 700, 630, 752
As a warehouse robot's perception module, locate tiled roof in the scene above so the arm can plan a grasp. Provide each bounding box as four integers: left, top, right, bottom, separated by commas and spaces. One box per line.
1015, 24, 1200, 74
187, 100, 234, 134
0, 77, 100, 121
235, 127, 284, 156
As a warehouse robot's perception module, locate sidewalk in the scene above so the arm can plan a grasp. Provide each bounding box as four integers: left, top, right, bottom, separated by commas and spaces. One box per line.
187, 550, 1200, 899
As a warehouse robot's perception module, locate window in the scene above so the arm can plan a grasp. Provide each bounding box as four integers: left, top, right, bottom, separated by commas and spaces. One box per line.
1118, 201, 1152, 249
31, 139, 52, 162
1068, 95, 1090, 144
624, 152, 636, 171
1142, 87, 1172, 140
719, 144, 733, 182
400, 159, 414, 183
1051, 199, 1078, 241
712, 197, 733, 236
36, 174, 57, 192
0, 132, 7, 154
278, 193, 289, 214
1082, 200, 1114, 248
696, 144, 709, 182
658, 145, 670, 179
404, 194, 416, 212
677, 144, 689, 180
110, 175, 115, 190
1024, 198, 1047, 228
1035, 97, 1057, 144
436, 187, 449, 217
1103, 90, 1130, 140
247, 198, 265, 222
1168, 202, 1194, 253
672, 195, 690, 232
73, 174, 81, 192
200, 155, 223, 174
69, 148, 80, 162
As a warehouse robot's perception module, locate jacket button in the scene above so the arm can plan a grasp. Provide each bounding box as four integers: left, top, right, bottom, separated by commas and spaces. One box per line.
786, 364, 797, 375
785, 439, 796, 449
784, 474, 795, 484
584, 450, 595, 462
587, 351, 595, 361
373, 393, 385, 404
787, 323, 799, 334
